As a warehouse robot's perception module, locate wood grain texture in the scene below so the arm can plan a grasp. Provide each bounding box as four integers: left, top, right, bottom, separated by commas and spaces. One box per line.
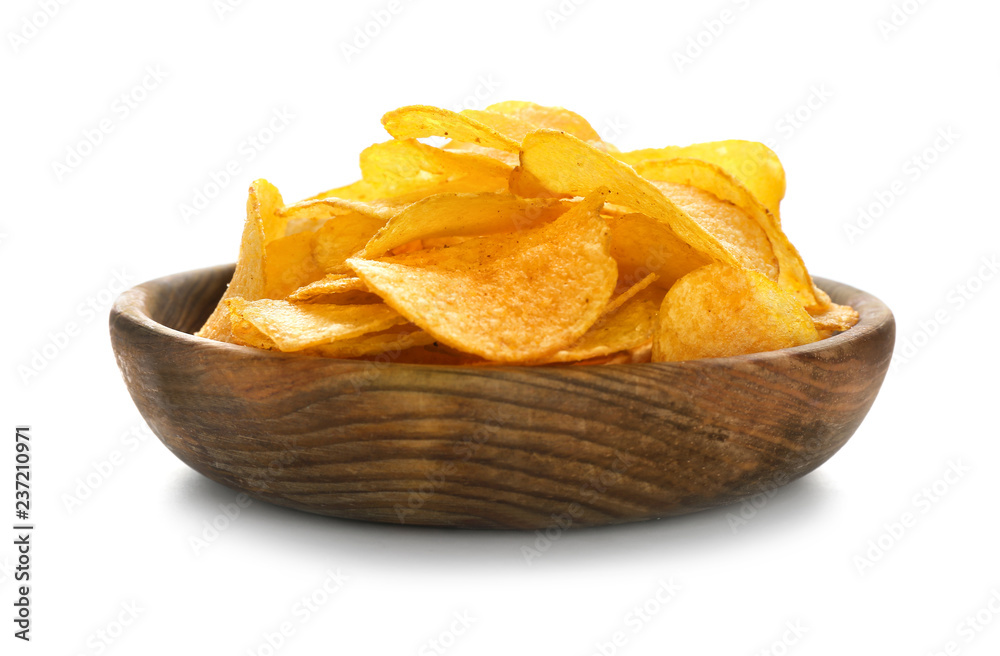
110, 264, 895, 529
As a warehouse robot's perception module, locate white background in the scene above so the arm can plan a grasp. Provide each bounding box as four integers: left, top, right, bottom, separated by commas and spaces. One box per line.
3, 0, 999, 654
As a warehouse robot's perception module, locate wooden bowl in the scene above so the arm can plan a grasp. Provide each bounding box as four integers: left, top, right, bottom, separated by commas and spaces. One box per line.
110, 264, 894, 529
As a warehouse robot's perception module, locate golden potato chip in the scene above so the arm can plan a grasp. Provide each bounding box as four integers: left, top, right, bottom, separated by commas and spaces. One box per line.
263, 231, 324, 299
652, 264, 819, 362
508, 164, 566, 199
196, 179, 281, 341
360, 138, 512, 197
534, 285, 664, 364
650, 179, 778, 282
255, 179, 288, 244
635, 158, 822, 308
460, 109, 538, 142
228, 309, 429, 358
345, 191, 617, 363
807, 287, 860, 332
307, 179, 381, 203
382, 105, 526, 152
227, 310, 274, 350
442, 143, 520, 168
280, 197, 395, 234
605, 272, 659, 315
311, 212, 390, 273
485, 101, 603, 143
287, 273, 368, 301
362, 192, 566, 258
289, 274, 381, 305
309, 140, 514, 203
608, 213, 711, 290
225, 297, 406, 352
309, 326, 436, 359
518, 130, 740, 269
617, 140, 786, 220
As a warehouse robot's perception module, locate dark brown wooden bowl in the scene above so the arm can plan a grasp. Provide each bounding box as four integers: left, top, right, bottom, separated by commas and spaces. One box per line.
110, 264, 894, 529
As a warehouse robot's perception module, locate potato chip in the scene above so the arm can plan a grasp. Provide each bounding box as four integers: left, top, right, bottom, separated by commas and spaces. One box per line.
307, 179, 381, 203
605, 272, 659, 315
459, 109, 538, 142
308, 326, 436, 358
382, 105, 529, 152
308, 139, 514, 203
508, 164, 566, 199
442, 143, 520, 168
280, 196, 395, 230
287, 273, 368, 301
518, 130, 740, 268
652, 264, 819, 362
263, 231, 324, 299
225, 297, 406, 352
362, 192, 566, 258
310, 210, 389, 274
345, 191, 617, 362
196, 179, 281, 341
807, 287, 860, 332
360, 138, 512, 197
650, 179, 779, 282
289, 274, 381, 305
228, 308, 429, 358
534, 285, 664, 364
255, 179, 288, 244
635, 158, 821, 308
227, 310, 274, 350
616, 140, 786, 220
485, 101, 604, 143
608, 213, 711, 290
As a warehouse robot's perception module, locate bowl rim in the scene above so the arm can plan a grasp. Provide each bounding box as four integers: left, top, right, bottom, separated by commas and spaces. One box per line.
112, 263, 894, 371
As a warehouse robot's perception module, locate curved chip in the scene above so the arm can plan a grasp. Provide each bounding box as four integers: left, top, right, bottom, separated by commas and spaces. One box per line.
263, 231, 324, 300
651, 178, 779, 282
605, 272, 659, 316
616, 140, 786, 220
360, 138, 512, 197
196, 179, 281, 341
225, 297, 406, 352
608, 213, 710, 290
288, 273, 369, 301
807, 287, 860, 332
281, 196, 394, 238
534, 284, 664, 364
518, 130, 740, 269
635, 157, 820, 308
485, 101, 604, 143
652, 264, 819, 362
308, 326, 436, 358
346, 191, 617, 363
311, 212, 389, 273
229, 312, 431, 359
382, 105, 523, 153
306, 178, 381, 203
460, 109, 538, 142
362, 192, 566, 258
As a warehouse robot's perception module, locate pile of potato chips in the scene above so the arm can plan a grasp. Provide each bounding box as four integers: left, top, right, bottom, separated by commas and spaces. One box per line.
196, 101, 858, 365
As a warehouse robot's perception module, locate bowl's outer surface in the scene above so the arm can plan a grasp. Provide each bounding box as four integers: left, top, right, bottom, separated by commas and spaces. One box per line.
110, 265, 894, 529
